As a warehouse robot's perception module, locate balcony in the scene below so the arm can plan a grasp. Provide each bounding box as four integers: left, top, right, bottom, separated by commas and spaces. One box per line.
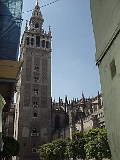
31, 133, 39, 137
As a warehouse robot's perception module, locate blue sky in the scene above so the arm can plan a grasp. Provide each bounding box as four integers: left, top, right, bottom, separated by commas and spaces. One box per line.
21, 0, 101, 101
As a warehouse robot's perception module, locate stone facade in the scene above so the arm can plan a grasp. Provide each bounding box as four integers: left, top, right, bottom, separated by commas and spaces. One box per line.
52, 93, 105, 140
16, 2, 52, 160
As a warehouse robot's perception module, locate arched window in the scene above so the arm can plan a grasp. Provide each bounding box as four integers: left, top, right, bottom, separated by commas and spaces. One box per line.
33, 128, 37, 133
36, 36, 40, 47
33, 88, 38, 94
55, 115, 60, 130
35, 22, 39, 28
34, 66, 39, 71
46, 41, 49, 48
31, 38, 34, 45
26, 37, 29, 45
33, 101, 38, 107
34, 76, 39, 82
42, 40, 45, 48
94, 105, 97, 111
34, 113, 37, 117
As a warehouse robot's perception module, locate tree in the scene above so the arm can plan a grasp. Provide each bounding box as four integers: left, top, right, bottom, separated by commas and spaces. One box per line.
52, 138, 68, 160
38, 128, 111, 160
84, 128, 111, 160
0, 136, 20, 159
38, 138, 69, 160
66, 131, 86, 160
38, 142, 54, 160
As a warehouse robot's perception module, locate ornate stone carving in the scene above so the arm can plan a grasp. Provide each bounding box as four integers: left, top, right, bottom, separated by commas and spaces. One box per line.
24, 83, 31, 107
41, 85, 47, 107
26, 57, 32, 81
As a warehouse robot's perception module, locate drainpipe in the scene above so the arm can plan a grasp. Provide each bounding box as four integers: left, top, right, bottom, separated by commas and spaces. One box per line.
0, 94, 6, 151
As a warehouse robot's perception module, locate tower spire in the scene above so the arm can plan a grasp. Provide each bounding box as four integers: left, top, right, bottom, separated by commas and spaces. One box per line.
36, 0, 38, 6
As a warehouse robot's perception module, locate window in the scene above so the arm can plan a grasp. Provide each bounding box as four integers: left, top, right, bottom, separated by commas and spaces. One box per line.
33, 101, 38, 107
36, 36, 40, 47
33, 128, 37, 133
35, 23, 39, 28
35, 66, 39, 71
26, 37, 29, 45
31, 128, 38, 135
34, 76, 39, 82
33, 88, 38, 94
94, 105, 97, 111
42, 40, 45, 48
34, 113, 37, 117
31, 38, 34, 45
32, 148, 37, 153
55, 115, 60, 130
46, 41, 49, 48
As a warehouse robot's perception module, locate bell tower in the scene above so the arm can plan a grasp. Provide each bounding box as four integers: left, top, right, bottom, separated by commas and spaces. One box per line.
17, 1, 52, 159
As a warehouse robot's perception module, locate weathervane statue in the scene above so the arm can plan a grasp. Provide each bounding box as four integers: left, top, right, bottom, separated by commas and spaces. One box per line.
36, 0, 38, 5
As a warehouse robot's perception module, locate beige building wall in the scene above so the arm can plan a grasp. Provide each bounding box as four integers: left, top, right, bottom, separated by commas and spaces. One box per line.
90, 0, 120, 159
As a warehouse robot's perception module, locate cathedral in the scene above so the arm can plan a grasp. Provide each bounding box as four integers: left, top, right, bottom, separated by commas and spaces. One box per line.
15, 1, 52, 159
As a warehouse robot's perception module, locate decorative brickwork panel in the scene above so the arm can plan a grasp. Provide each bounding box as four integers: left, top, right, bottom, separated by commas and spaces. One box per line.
24, 83, 31, 107
26, 57, 32, 81
34, 57, 40, 64
41, 85, 47, 107
36, 48, 41, 54
26, 48, 41, 54
42, 59, 47, 83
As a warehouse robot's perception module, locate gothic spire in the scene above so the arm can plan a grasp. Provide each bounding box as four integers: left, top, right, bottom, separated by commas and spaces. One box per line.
82, 91, 85, 99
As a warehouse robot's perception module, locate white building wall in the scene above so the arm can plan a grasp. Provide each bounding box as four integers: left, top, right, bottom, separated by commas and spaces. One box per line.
98, 34, 120, 160
90, 0, 120, 159
90, 0, 120, 62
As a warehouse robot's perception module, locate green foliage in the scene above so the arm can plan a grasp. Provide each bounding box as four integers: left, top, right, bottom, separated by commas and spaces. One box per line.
52, 138, 68, 159
0, 136, 20, 159
84, 128, 111, 160
38, 138, 69, 160
38, 142, 54, 160
38, 128, 111, 160
66, 131, 86, 159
